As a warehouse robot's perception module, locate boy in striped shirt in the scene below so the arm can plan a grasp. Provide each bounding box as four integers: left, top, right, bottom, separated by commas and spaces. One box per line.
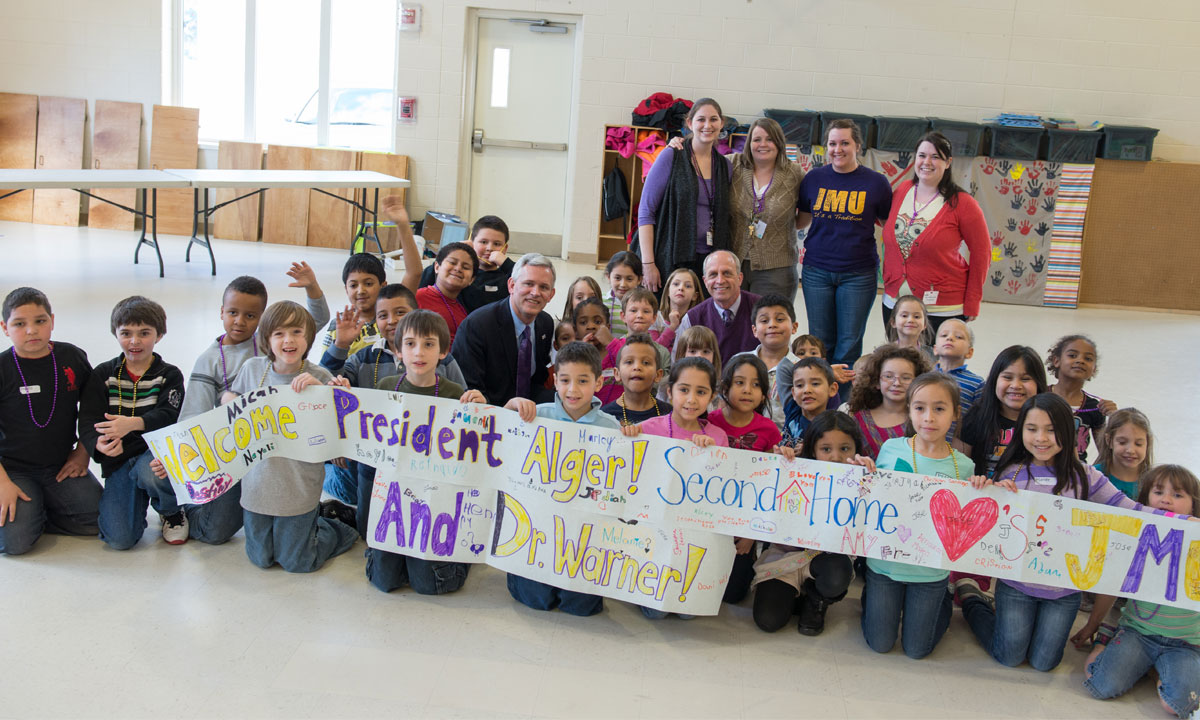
78, 296, 186, 549
933, 318, 983, 439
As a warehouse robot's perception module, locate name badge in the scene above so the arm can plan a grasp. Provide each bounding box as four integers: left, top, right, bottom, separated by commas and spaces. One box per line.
1034, 476, 1056, 486
923, 290, 939, 304
19, 385, 40, 395
484, 285, 499, 292
753, 220, 767, 238
705, 230, 713, 246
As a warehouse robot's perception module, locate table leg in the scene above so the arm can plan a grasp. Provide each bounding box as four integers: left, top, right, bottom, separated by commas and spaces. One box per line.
186, 188, 200, 262
370, 187, 383, 254
134, 187, 148, 264
202, 189, 216, 276
151, 189, 164, 278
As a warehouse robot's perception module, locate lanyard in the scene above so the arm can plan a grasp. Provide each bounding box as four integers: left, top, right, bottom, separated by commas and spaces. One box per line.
751, 171, 773, 218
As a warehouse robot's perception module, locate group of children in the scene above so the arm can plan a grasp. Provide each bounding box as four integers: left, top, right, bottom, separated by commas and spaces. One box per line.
2, 232, 1197, 717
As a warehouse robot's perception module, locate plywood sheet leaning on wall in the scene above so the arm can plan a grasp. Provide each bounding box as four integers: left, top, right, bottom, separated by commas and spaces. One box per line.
261, 144, 311, 246
32, 96, 86, 226
0, 92, 37, 222
306, 147, 358, 249
149, 104, 199, 236
1080, 159, 1200, 312
356, 152, 408, 252
88, 100, 142, 231
213, 141, 263, 242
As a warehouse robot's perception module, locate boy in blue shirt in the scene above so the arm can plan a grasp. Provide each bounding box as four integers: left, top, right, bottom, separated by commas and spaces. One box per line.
504, 341, 619, 616
933, 318, 983, 439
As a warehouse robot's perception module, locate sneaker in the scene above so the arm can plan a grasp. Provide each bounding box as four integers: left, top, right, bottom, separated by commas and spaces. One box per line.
1079, 592, 1095, 614
161, 512, 189, 545
954, 577, 987, 606
797, 579, 830, 637
320, 499, 357, 529
949, 571, 991, 606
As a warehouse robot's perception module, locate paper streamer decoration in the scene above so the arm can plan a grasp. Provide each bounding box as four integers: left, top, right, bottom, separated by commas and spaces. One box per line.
145, 387, 1200, 614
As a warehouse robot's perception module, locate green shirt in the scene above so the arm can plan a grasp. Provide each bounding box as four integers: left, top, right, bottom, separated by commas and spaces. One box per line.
1120, 600, 1200, 645
867, 437, 972, 584
376, 374, 465, 399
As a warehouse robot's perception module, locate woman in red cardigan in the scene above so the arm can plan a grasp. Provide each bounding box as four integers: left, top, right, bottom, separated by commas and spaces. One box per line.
881, 131, 990, 333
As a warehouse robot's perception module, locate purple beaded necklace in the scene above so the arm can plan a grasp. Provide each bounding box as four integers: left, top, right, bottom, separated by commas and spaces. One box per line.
11, 344, 58, 428
217, 333, 257, 392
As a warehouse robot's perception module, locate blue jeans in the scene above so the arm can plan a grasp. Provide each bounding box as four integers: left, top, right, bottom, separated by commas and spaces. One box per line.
1084, 626, 1200, 717
506, 573, 603, 616
743, 262, 799, 305
0, 460, 101, 555
801, 265, 877, 399
242, 508, 358, 573
961, 580, 1081, 671
323, 460, 359, 506
860, 567, 952, 659
365, 548, 469, 594
97, 451, 181, 550
184, 483, 243, 544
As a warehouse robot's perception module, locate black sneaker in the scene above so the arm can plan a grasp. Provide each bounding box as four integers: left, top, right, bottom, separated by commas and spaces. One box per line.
319, 499, 357, 529
797, 579, 830, 636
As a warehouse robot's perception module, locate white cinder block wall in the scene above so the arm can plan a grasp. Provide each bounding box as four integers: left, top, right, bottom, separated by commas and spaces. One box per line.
2, 0, 1199, 261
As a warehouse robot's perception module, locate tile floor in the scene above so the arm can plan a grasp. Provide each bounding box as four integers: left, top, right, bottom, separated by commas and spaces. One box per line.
1, 221, 1196, 719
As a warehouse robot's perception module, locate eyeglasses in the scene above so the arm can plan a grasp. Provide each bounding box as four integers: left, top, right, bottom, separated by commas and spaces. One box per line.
881, 373, 915, 385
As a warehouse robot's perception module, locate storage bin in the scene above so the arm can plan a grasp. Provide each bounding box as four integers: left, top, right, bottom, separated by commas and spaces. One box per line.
986, 124, 1044, 161
928, 118, 986, 157
763, 109, 821, 148
874, 116, 931, 152
1045, 129, 1102, 163
819, 111, 875, 150
1100, 125, 1158, 161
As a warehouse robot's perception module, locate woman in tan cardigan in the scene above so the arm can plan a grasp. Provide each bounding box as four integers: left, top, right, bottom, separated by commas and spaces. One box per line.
670, 117, 804, 301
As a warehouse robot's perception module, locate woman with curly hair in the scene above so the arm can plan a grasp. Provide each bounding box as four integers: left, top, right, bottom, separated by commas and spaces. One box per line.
844, 344, 931, 457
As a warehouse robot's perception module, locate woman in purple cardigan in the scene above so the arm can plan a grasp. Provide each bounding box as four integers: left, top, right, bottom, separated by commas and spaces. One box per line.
637, 98, 732, 292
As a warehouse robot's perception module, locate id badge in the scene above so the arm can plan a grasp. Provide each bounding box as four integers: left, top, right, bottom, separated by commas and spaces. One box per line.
706, 230, 713, 246
753, 220, 767, 238
923, 290, 939, 305
18, 385, 40, 395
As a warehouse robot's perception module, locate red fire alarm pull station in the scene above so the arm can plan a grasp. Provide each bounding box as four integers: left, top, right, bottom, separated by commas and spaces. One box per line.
398, 97, 417, 124
399, 3, 421, 32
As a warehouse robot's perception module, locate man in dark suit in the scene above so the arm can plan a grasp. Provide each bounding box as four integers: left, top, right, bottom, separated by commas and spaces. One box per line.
451, 253, 557, 405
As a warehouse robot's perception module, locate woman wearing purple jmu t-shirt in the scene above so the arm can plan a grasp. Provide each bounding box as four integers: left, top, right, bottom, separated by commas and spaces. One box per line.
797, 119, 893, 399
637, 98, 733, 293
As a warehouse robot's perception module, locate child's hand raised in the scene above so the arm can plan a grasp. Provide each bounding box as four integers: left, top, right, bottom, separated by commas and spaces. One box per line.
95, 413, 141, 440
334, 306, 360, 349
380, 195, 410, 225
286, 261, 322, 297
504, 397, 537, 423
292, 373, 323, 392
594, 325, 613, 347
460, 389, 486, 404
773, 444, 796, 461
621, 424, 642, 437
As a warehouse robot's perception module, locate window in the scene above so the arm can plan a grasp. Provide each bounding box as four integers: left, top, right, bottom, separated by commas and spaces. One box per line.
175, 0, 398, 151
490, 48, 510, 108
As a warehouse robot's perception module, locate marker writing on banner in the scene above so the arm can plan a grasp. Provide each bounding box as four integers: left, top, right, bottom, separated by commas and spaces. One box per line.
373, 481, 463, 556
490, 491, 707, 603
520, 428, 649, 502
332, 389, 503, 467
151, 401, 299, 482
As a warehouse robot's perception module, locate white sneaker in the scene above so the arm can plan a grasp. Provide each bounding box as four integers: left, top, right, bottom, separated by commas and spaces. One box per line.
161, 512, 189, 545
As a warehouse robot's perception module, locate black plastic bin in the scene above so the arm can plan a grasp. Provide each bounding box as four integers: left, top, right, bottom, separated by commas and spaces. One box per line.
819, 111, 875, 151
875, 116, 931, 152
1045, 129, 1102, 163
763, 109, 821, 148
928, 118, 986, 157
1100, 125, 1158, 161
987, 124, 1045, 161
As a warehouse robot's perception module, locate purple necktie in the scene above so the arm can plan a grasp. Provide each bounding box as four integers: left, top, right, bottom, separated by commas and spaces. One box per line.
516, 325, 532, 398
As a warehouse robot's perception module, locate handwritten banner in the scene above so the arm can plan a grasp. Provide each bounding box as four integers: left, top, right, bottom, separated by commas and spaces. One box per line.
146, 387, 1200, 614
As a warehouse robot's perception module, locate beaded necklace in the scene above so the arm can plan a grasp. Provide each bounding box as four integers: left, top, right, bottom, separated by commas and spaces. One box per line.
909, 436, 959, 479
259, 358, 304, 388
11, 344, 58, 428
431, 285, 464, 336
619, 392, 660, 427
667, 412, 706, 440
217, 333, 257, 392
116, 356, 142, 417
393, 372, 439, 396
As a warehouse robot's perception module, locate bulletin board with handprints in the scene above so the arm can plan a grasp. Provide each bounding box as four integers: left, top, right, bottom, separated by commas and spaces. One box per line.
791, 145, 1094, 309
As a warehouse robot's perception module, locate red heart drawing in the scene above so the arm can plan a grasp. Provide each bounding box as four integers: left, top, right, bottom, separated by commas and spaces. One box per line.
929, 488, 999, 562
